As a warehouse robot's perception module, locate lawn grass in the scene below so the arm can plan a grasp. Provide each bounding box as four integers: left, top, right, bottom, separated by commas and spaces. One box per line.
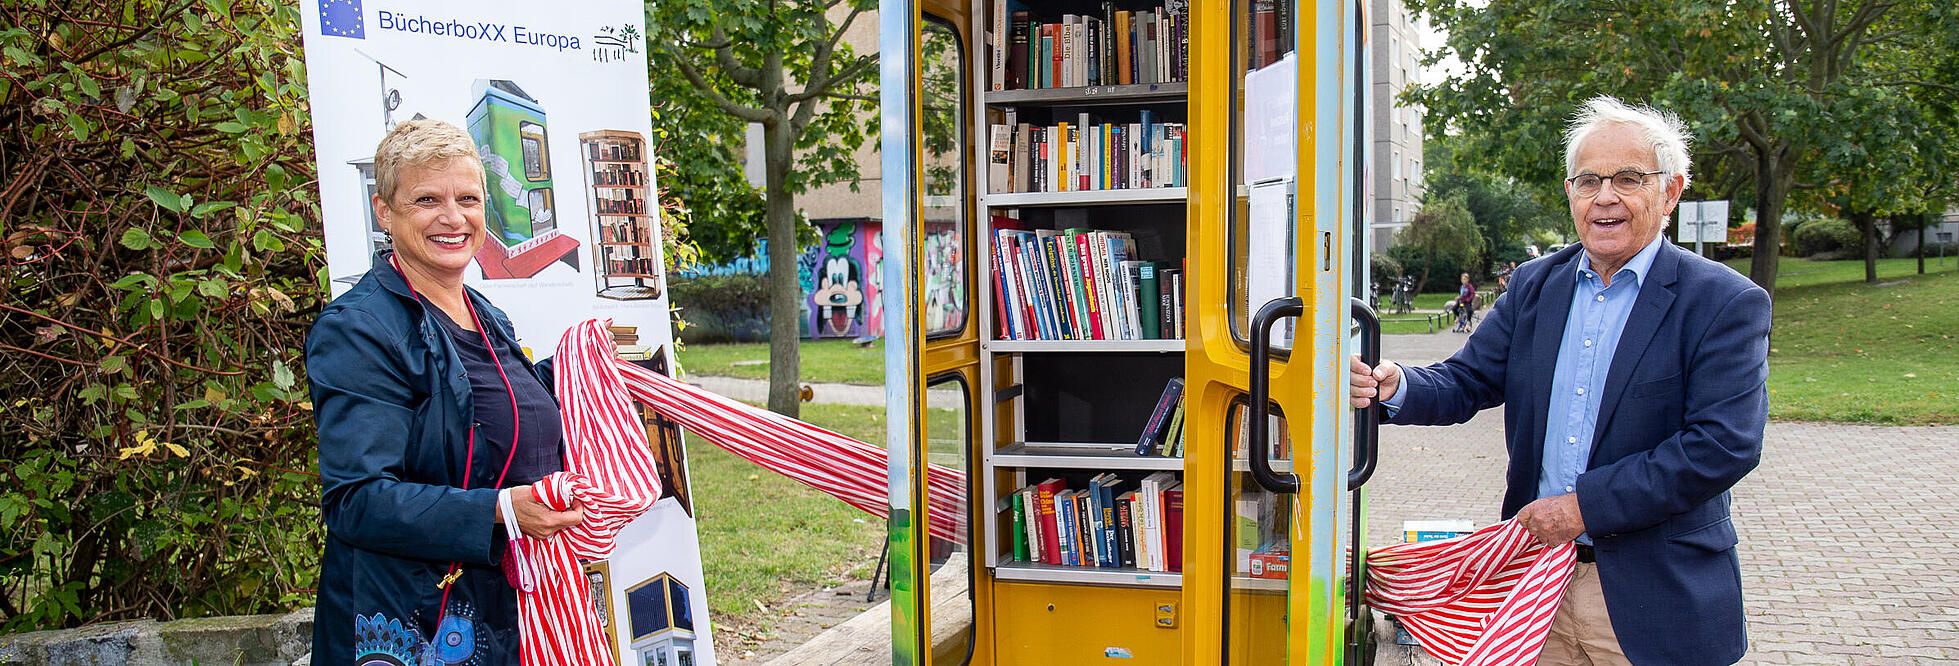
1739, 258, 1959, 425
679, 338, 887, 385
691, 400, 967, 637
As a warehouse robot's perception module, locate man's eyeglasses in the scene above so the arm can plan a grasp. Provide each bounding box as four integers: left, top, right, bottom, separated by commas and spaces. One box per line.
1566, 169, 1663, 197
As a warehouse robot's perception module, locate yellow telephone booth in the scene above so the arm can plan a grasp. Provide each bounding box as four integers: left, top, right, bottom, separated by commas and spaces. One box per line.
879, 0, 1380, 663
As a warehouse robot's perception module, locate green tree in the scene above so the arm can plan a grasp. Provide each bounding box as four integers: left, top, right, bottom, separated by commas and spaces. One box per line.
649, 0, 880, 417
0, 1, 321, 629
1393, 195, 1484, 293
1424, 134, 1566, 267
1406, 0, 1956, 295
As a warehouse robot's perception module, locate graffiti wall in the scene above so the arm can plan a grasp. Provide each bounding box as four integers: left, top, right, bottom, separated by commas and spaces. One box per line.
801, 218, 879, 339
679, 217, 969, 340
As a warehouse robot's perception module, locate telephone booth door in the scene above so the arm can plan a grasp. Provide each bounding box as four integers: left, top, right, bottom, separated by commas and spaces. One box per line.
884, 2, 988, 664
1183, 0, 1376, 664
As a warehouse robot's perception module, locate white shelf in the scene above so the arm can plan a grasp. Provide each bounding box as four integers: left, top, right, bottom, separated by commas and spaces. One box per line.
993, 563, 1182, 588
986, 338, 1185, 353
993, 442, 1183, 470
985, 81, 1188, 106
1232, 576, 1287, 592
984, 187, 1187, 208
1231, 458, 1295, 474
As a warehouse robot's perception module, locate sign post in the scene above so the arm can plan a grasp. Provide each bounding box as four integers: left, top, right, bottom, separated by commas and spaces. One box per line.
1677, 200, 1729, 256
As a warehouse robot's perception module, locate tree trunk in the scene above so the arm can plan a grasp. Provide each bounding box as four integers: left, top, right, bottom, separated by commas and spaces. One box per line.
763, 120, 802, 418
1916, 212, 1927, 275
1851, 209, 1879, 283
1747, 142, 1796, 296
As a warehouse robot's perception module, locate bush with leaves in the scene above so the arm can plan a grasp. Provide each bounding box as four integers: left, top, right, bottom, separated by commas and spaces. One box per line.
0, 1, 323, 630
1789, 218, 1862, 258
669, 273, 771, 344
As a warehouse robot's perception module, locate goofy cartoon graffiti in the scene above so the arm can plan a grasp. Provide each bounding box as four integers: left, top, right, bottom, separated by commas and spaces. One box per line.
808, 221, 865, 338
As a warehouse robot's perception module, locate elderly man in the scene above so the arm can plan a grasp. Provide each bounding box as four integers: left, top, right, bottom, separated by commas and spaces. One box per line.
1351, 97, 1770, 665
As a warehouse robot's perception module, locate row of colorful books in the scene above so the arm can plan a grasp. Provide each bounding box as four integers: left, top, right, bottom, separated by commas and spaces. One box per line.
989, 1, 1190, 92
1007, 472, 1185, 572
989, 225, 1184, 341
987, 110, 1186, 194
1229, 401, 1293, 461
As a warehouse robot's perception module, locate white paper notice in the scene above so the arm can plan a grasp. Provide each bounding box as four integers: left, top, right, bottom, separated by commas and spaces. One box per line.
1243, 52, 1299, 185
1247, 179, 1295, 348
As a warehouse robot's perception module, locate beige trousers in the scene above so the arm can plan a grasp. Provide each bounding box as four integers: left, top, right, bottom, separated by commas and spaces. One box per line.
1534, 562, 1631, 666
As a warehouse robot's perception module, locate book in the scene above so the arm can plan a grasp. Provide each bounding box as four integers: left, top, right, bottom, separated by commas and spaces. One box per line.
1115, 490, 1137, 567
1138, 261, 1160, 339
1007, 10, 1031, 90
1036, 478, 1064, 564
1020, 487, 1043, 563
1249, 538, 1289, 579
1158, 266, 1178, 338
1136, 377, 1185, 455
1055, 489, 1079, 566
1073, 491, 1094, 566
1162, 393, 1185, 457
1093, 473, 1122, 567
1163, 482, 1184, 572
988, 123, 1011, 194
1010, 490, 1029, 561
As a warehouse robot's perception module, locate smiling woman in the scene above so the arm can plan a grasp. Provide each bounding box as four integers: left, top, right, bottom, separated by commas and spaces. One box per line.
306, 119, 585, 665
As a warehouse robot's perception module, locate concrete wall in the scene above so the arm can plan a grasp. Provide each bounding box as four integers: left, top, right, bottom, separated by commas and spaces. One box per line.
0, 609, 312, 666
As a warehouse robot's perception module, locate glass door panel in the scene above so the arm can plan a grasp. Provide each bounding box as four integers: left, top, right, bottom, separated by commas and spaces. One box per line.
924, 374, 974, 664
1224, 0, 1303, 664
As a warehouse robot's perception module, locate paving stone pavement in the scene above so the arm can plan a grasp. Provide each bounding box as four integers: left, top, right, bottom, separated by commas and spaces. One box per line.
725, 330, 1959, 663
1370, 331, 1959, 664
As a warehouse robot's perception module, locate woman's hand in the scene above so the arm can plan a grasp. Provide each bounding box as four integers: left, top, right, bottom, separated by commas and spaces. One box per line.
499, 486, 585, 540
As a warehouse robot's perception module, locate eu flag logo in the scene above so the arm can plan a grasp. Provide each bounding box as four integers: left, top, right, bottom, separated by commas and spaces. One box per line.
320, 0, 364, 39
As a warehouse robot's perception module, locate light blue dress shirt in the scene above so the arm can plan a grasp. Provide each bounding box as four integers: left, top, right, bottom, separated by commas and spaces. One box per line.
1380, 235, 1665, 545
1540, 234, 1664, 544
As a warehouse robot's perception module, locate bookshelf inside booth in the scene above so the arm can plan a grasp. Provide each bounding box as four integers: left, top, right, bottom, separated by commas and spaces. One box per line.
579, 130, 660, 301
972, 0, 1193, 606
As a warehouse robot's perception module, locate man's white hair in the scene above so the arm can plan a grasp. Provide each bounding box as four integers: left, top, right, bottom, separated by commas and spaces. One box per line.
1563, 96, 1693, 191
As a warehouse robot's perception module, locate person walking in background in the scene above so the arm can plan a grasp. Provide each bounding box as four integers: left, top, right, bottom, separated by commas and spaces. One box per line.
306, 119, 584, 665
1450, 272, 1478, 332
1349, 96, 1771, 665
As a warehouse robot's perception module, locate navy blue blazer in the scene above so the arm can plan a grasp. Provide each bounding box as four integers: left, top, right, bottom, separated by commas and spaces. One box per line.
1390, 241, 1769, 665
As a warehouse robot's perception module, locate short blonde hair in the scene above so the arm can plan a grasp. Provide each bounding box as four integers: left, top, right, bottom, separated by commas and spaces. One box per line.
373, 119, 481, 202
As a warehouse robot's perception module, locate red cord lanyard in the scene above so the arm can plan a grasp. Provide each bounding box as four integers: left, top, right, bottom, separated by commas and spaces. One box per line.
390, 257, 524, 622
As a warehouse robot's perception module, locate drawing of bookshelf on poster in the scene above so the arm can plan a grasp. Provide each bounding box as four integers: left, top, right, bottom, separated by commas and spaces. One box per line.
580, 130, 660, 301
978, 0, 1190, 588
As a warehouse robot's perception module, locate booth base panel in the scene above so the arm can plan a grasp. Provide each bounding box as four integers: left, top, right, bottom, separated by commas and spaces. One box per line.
990, 580, 1182, 663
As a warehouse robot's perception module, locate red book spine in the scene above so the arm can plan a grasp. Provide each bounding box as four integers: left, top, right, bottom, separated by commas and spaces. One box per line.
1164, 487, 1184, 572
1075, 233, 1104, 339
1037, 479, 1064, 564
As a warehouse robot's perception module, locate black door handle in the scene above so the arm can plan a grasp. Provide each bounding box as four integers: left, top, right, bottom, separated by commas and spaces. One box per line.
1248, 297, 1303, 494
1350, 297, 1382, 488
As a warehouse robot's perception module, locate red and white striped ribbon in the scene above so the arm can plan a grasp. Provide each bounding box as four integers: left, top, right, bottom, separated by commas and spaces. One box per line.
508, 320, 971, 665
613, 357, 969, 544
1365, 520, 1575, 666
508, 320, 667, 666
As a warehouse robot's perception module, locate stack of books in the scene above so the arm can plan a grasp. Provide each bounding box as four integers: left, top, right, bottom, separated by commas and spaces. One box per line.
987, 109, 1186, 194
610, 325, 652, 361
1007, 472, 1185, 572
990, 224, 1185, 341
990, 1, 1190, 91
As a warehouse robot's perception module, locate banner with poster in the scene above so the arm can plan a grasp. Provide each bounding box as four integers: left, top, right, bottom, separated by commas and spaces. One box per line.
298, 2, 715, 664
